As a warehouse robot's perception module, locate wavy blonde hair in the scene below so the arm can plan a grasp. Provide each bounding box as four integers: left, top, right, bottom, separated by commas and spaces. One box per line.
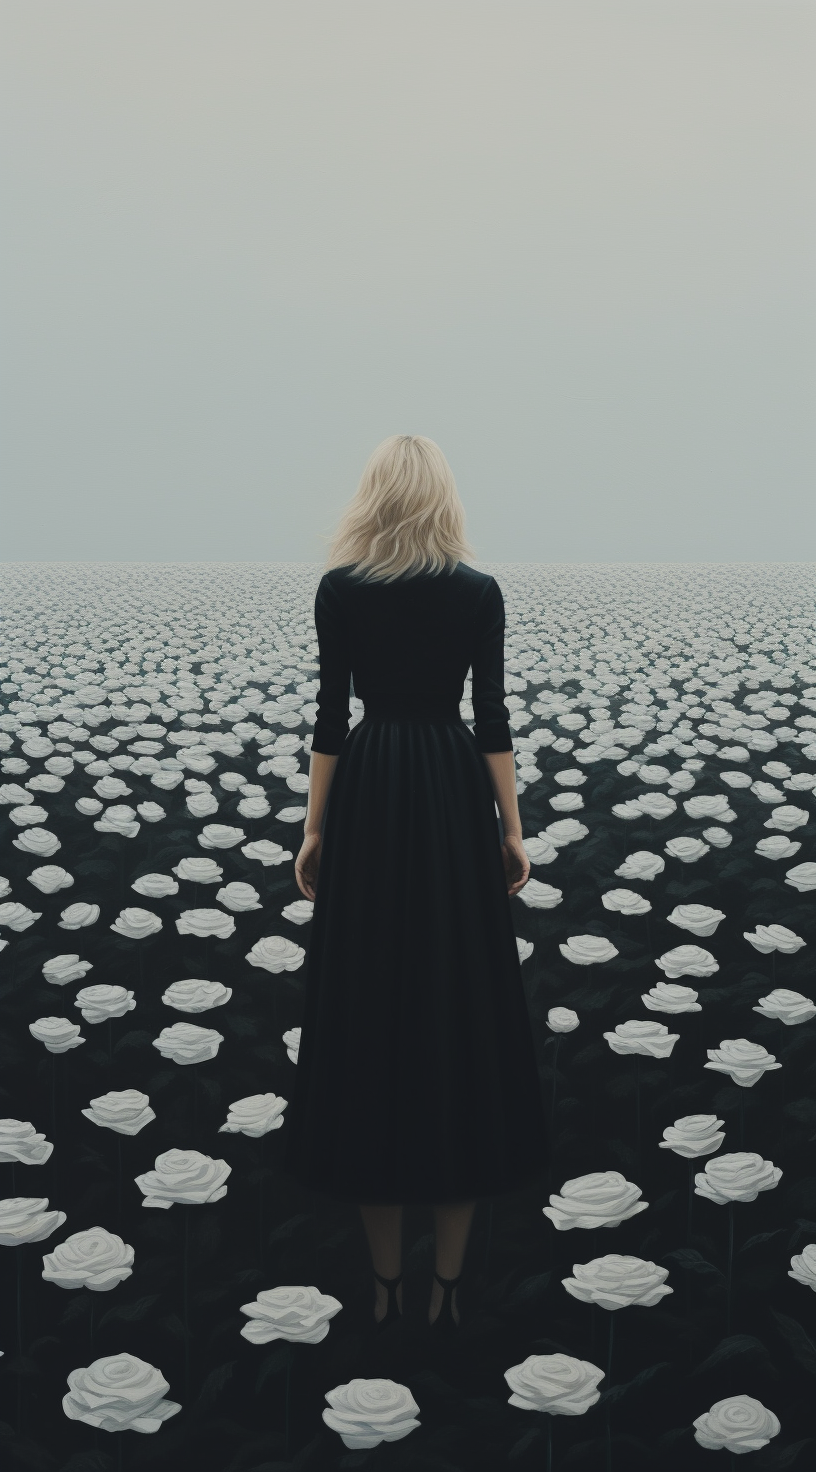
320, 434, 477, 584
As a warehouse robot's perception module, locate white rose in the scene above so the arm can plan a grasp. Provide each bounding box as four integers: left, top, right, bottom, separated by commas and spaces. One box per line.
219, 771, 249, 790
604, 1019, 679, 1058
504, 1353, 603, 1416
62, 1351, 182, 1432
162, 978, 232, 1012
185, 792, 219, 817
744, 924, 805, 955
237, 795, 271, 818
198, 823, 246, 849
175, 908, 235, 939
283, 1026, 301, 1064
788, 1243, 816, 1292
655, 945, 719, 979
517, 879, 563, 909
29, 1016, 86, 1054
281, 899, 314, 925
684, 794, 736, 821
659, 1114, 725, 1158
110, 908, 162, 940
612, 800, 645, 824
59, 902, 100, 930
75, 985, 136, 1024
695, 1151, 782, 1204
136, 802, 166, 823
241, 839, 292, 865
0, 1196, 67, 1244
764, 804, 808, 831
785, 861, 816, 891
559, 935, 619, 966
543, 1171, 648, 1231
322, 1376, 420, 1448
246, 935, 306, 973
0, 901, 42, 932
523, 835, 559, 865
240, 1284, 342, 1346
562, 1254, 672, 1309
131, 873, 178, 898
216, 882, 262, 912
150, 770, 184, 791
543, 819, 588, 847
134, 1147, 231, 1208
43, 954, 93, 986
756, 835, 801, 860
638, 764, 671, 785
76, 798, 104, 816
550, 792, 584, 811
94, 805, 140, 837
553, 768, 586, 786
753, 988, 816, 1025
721, 769, 753, 789
81, 1089, 156, 1135
642, 982, 701, 1014
27, 866, 74, 895
547, 1007, 579, 1033
614, 851, 665, 882
152, 1022, 224, 1065
693, 1394, 780, 1454
43, 1226, 134, 1291
172, 857, 224, 884
0, 1119, 54, 1165
665, 904, 725, 937
93, 777, 131, 799
664, 837, 710, 863
9, 803, 50, 827
704, 1038, 781, 1088
703, 826, 732, 848
601, 889, 651, 915
219, 1093, 288, 1137
638, 793, 677, 820
0, 782, 33, 805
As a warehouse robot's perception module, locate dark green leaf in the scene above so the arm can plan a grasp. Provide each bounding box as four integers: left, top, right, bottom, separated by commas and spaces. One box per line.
196, 1359, 236, 1403
97, 1294, 160, 1330
770, 1311, 816, 1375
692, 1335, 772, 1375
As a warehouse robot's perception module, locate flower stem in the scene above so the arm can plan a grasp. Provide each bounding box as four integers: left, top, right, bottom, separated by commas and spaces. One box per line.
183, 1206, 190, 1401
546, 1412, 552, 1472
285, 1344, 293, 1458
605, 1312, 615, 1472
686, 1158, 694, 1242
739, 1090, 745, 1151
16, 1246, 23, 1434
484, 1199, 493, 1276
635, 1053, 641, 1171
726, 1200, 734, 1336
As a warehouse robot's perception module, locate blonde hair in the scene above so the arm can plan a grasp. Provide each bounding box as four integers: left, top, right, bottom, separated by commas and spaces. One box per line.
320, 434, 477, 584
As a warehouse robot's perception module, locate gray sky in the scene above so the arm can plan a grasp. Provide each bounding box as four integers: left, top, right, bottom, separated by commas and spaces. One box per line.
1, 0, 814, 563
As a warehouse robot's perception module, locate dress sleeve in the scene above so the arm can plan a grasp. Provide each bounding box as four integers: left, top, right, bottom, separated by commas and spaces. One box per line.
310, 575, 352, 754
471, 576, 514, 752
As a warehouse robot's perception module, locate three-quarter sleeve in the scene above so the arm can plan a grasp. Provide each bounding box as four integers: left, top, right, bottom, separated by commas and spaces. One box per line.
310, 574, 352, 754
471, 576, 514, 752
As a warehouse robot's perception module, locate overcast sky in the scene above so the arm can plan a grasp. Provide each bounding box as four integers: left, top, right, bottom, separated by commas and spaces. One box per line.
1, 0, 813, 563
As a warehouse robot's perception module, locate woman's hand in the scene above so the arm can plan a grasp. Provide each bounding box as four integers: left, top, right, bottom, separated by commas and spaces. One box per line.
501, 833, 530, 897
295, 832, 322, 901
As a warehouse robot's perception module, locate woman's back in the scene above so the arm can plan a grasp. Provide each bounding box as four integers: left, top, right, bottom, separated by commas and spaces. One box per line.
311, 561, 514, 755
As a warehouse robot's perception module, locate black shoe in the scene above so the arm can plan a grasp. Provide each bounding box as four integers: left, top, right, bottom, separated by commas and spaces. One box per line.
373, 1270, 403, 1331
429, 1269, 462, 1332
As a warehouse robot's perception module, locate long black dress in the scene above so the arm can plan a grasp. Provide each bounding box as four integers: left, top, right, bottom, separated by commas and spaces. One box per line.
282, 560, 549, 1205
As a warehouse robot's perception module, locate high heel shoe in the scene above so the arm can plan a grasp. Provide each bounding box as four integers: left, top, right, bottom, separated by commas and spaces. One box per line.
429, 1269, 462, 1332
373, 1269, 403, 1331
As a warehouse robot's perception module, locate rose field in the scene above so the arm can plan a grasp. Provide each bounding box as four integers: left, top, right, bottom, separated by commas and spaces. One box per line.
1, 559, 816, 1472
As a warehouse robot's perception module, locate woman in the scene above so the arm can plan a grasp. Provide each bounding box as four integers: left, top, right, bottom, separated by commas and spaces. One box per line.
283, 434, 549, 1334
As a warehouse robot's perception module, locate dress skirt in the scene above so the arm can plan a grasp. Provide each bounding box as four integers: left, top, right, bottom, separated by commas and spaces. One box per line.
282, 708, 550, 1205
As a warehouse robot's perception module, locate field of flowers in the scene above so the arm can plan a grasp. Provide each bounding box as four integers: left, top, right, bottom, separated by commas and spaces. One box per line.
1, 560, 815, 1472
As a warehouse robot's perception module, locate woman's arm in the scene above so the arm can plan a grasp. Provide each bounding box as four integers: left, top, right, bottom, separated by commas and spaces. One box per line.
481, 749, 522, 840
304, 749, 339, 838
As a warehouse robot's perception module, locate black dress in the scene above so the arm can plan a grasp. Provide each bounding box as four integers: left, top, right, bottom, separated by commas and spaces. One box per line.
282, 560, 549, 1204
